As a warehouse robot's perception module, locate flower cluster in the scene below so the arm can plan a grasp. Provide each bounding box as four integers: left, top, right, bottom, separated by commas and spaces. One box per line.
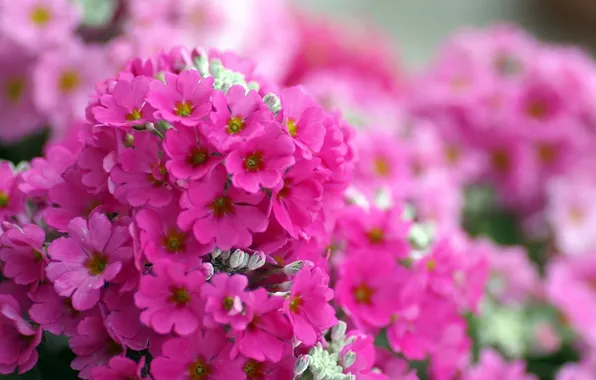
0, 46, 358, 378
411, 25, 596, 218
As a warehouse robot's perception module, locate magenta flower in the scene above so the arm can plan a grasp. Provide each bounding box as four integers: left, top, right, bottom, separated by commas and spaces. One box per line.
164, 125, 225, 180
336, 250, 405, 328
202, 273, 252, 330
271, 158, 324, 239
241, 356, 295, 380
342, 332, 383, 379
91, 356, 147, 380
77, 127, 126, 189
283, 266, 336, 346
0, 162, 25, 221
178, 166, 268, 250
0, 295, 42, 375
279, 86, 327, 158
93, 76, 155, 128
226, 124, 295, 193
230, 288, 292, 363
102, 288, 151, 352
207, 84, 266, 151
462, 349, 537, 380
110, 132, 173, 207
28, 284, 87, 336
46, 213, 133, 311
147, 70, 213, 126
0, 223, 47, 289
19, 145, 75, 197
43, 168, 117, 232
70, 316, 125, 379
338, 205, 411, 258
151, 328, 244, 380
0, 0, 79, 51
135, 262, 205, 336
135, 202, 212, 269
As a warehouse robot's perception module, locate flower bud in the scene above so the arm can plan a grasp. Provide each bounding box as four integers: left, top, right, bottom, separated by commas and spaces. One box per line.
219, 249, 231, 261
294, 355, 311, 376
283, 260, 314, 276
247, 251, 266, 271
211, 247, 223, 259
201, 263, 214, 280
331, 321, 347, 342
229, 249, 247, 269
264, 93, 281, 114
342, 351, 356, 369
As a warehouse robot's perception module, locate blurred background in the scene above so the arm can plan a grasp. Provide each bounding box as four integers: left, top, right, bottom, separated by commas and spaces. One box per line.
294, 0, 596, 69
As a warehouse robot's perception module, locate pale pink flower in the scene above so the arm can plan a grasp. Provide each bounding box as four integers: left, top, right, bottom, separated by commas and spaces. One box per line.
93, 76, 155, 128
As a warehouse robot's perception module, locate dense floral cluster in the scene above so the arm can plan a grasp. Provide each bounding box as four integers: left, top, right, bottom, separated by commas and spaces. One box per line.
0, 46, 361, 378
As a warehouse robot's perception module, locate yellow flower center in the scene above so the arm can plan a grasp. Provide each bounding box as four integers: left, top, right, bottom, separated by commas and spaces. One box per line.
85, 253, 108, 276
374, 157, 390, 177
286, 119, 298, 137
227, 117, 245, 134
188, 358, 209, 379
491, 149, 509, 172
30, 6, 52, 26
289, 295, 303, 313
243, 359, 265, 378
33, 250, 43, 263
445, 145, 460, 165
210, 196, 234, 217
537, 144, 557, 164
3, 77, 25, 103
170, 287, 191, 306
366, 227, 384, 244
188, 148, 208, 167
526, 100, 549, 120
126, 108, 142, 121
174, 100, 193, 117
162, 230, 186, 253
0, 190, 9, 208
244, 152, 263, 172
353, 283, 374, 305
222, 296, 235, 311
58, 71, 80, 93
426, 258, 437, 271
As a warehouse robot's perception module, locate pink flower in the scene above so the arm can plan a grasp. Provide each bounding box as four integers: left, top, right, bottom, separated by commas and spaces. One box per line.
342, 331, 385, 379
241, 356, 295, 380
283, 266, 336, 346
34, 42, 110, 127
77, 127, 126, 189
0, 223, 47, 288
0, 0, 79, 51
28, 284, 87, 336
135, 202, 212, 268
353, 130, 409, 196
93, 76, 155, 128
151, 328, 244, 380
0, 162, 25, 221
207, 84, 266, 151
202, 273, 252, 330
375, 349, 419, 380
338, 205, 411, 258
0, 295, 42, 375
271, 158, 325, 239
279, 86, 326, 158
70, 316, 125, 379
91, 356, 147, 380
19, 145, 76, 197
336, 250, 407, 328
147, 70, 213, 126
102, 288, 151, 352
43, 168, 117, 232
110, 132, 173, 207
230, 289, 292, 363
46, 213, 133, 311
462, 349, 537, 380
163, 125, 224, 180
226, 123, 295, 193
135, 262, 205, 336
178, 166, 268, 250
